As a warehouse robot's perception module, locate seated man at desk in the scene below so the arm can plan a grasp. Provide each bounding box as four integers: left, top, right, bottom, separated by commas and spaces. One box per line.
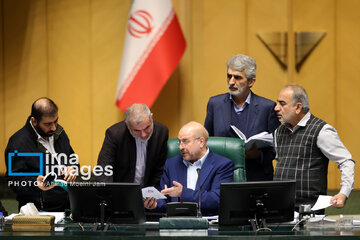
144, 121, 234, 216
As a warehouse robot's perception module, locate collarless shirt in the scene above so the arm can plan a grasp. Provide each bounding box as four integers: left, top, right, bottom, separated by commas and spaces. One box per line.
134, 137, 148, 186
274, 112, 355, 197
183, 148, 210, 190
230, 91, 252, 114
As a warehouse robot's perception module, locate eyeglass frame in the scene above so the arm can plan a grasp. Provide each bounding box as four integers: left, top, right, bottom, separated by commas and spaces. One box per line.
177, 137, 201, 146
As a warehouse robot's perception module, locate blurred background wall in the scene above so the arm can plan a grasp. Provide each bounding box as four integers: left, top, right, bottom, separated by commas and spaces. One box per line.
0, 0, 359, 190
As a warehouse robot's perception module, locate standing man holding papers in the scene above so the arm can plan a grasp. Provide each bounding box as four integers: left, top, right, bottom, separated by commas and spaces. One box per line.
274, 84, 355, 210
204, 54, 280, 181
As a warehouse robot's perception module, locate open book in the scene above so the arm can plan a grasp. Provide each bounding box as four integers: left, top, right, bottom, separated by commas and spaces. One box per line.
42, 172, 68, 191
230, 125, 274, 150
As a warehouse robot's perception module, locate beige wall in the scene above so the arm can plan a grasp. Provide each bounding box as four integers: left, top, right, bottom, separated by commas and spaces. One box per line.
0, 0, 359, 190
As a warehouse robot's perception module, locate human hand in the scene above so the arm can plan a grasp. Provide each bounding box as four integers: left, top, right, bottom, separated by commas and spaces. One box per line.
161, 181, 183, 197
330, 193, 347, 208
245, 143, 261, 159
144, 197, 157, 210
37, 175, 57, 191
62, 166, 77, 182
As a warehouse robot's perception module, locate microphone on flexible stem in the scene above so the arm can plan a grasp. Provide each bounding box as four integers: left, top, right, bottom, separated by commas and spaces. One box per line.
196, 168, 202, 218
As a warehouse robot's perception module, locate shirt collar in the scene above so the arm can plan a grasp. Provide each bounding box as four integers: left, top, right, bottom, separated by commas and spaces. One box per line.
183, 147, 210, 168
230, 91, 252, 112
287, 112, 311, 132
29, 119, 53, 142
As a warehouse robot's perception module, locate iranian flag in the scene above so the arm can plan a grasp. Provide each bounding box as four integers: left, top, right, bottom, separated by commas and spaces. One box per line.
115, 0, 186, 111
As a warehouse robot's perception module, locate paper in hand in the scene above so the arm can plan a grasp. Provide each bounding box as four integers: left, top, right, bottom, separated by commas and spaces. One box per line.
142, 186, 167, 200
311, 195, 333, 211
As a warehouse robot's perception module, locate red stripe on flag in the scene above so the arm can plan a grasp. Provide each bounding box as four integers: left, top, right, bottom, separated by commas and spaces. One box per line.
116, 15, 186, 111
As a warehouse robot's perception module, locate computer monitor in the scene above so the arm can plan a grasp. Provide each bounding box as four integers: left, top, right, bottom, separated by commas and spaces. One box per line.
68, 182, 145, 224
219, 180, 296, 226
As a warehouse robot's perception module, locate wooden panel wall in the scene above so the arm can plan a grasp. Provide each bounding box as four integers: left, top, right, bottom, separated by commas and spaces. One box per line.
0, 0, 359, 190
336, 0, 360, 189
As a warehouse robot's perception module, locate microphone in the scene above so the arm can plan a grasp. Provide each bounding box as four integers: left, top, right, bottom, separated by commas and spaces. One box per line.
196, 168, 202, 218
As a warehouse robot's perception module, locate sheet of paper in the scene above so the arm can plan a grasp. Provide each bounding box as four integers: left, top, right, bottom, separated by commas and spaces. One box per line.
142, 186, 167, 199
311, 195, 333, 211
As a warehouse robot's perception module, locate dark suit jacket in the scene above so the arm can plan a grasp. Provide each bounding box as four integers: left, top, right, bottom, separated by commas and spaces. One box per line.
96, 121, 168, 188
204, 92, 280, 181
157, 151, 234, 216
5, 117, 75, 211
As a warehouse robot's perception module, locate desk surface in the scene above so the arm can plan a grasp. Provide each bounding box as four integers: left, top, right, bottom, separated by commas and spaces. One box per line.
2, 221, 360, 239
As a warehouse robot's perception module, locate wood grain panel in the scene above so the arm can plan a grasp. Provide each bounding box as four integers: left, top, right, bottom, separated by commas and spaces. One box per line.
0, 0, 4, 174
90, 0, 129, 166
248, 0, 288, 102
2, 0, 47, 174
336, 0, 360, 190
47, 0, 92, 166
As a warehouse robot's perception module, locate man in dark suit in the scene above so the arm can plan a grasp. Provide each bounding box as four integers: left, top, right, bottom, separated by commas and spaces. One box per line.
96, 103, 168, 188
5, 97, 77, 211
204, 54, 280, 181
144, 121, 234, 216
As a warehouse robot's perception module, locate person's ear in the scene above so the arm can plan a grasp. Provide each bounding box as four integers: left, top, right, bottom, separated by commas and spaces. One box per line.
248, 78, 256, 88
295, 103, 303, 114
30, 117, 37, 126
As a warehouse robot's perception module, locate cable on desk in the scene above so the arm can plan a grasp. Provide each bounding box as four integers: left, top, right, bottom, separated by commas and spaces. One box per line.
291, 216, 310, 231
256, 227, 272, 232
78, 222, 84, 231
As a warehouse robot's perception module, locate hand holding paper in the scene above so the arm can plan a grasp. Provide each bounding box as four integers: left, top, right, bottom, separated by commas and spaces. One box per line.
142, 186, 166, 200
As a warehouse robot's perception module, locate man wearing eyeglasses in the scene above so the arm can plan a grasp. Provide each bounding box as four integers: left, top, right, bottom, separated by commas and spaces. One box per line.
144, 121, 234, 216
204, 54, 280, 181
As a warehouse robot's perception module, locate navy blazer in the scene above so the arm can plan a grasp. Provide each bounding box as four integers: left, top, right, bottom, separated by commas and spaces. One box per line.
204, 92, 280, 181
157, 151, 234, 216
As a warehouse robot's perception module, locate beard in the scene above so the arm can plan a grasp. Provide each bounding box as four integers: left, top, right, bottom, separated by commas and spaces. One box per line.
228, 85, 247, 98
34, 125, 55, 138
130, 127, 154, 142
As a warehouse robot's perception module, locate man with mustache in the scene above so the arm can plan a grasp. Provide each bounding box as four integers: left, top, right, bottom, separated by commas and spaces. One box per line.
144, 121, 234, 216
274, 84, 354, 210
5, 97, 77, 211
204, 54, 280, 181
96, 103, 168, 188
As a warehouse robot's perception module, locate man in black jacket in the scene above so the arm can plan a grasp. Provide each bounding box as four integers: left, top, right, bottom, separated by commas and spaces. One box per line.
96, 103, 168, 188
5, 97, 77, 211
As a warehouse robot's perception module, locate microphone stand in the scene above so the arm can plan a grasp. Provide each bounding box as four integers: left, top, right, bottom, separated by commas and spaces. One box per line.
196, 168, 202, 218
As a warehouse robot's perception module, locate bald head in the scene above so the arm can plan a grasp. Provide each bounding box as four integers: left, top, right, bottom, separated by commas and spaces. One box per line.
31, 97, 58, 122
178, 121, 209, 163
179, 121, 209, 142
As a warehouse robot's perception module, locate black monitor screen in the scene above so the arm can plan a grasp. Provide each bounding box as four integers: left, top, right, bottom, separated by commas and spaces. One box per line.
219, 180, 296, 226
68, 182, 145, 224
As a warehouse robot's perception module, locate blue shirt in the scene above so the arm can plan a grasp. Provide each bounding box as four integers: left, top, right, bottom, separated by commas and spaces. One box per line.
182, 148, 210, 190
230, 91, 252, 114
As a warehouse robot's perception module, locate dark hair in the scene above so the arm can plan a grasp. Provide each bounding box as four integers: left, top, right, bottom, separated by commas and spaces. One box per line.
31, 97, 58, 122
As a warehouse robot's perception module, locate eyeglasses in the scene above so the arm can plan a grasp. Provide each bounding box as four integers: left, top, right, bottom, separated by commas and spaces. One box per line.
177, 137, 200, 146
227, 73, 243, 80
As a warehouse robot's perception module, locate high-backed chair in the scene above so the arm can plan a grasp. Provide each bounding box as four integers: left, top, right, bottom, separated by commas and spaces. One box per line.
167, 137, 246, 182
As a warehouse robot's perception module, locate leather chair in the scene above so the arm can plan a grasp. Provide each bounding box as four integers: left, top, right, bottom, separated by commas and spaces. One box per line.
167, 137, 246, 182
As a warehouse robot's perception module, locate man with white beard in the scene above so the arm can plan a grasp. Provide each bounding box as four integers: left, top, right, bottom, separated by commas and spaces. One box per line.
204, 54, 280, 181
